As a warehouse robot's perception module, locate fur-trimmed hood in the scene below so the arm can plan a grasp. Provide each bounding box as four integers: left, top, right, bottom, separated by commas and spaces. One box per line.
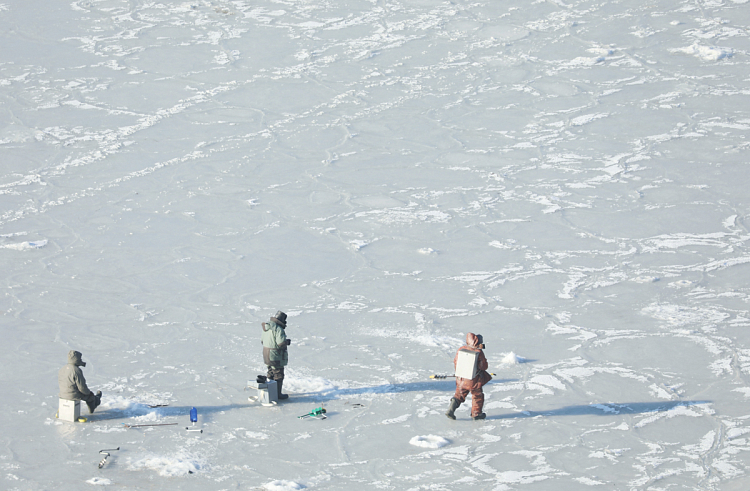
465, 332, 483, 349
67, 350, 86, 367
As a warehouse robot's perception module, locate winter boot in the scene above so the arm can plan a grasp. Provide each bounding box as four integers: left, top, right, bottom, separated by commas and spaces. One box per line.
86, 391, 102, 414
472, 412, 486, 420
277, 380, 289, 400
445, 398, 460, 420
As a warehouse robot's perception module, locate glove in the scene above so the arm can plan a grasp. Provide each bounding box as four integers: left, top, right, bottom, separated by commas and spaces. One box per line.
286, 339, 292, 346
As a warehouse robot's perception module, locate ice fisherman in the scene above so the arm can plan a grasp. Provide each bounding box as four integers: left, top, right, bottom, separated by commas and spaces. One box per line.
58, 350, 102, 414
261, 311, 291, 400
445, 333, 492, 420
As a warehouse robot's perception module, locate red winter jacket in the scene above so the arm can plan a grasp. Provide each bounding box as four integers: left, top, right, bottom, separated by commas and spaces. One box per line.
454, 332, 492, 390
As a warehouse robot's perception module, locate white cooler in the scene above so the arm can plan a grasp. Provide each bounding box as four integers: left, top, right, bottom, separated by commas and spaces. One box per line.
247, 379, 278, 405
58, 398, 81, 422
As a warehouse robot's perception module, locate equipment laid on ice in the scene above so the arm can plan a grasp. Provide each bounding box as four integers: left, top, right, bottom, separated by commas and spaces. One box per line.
246, 376, 278, 406
122, 422, 177, 429
57, 399, 81, 422
185, 406, 203, 432
98, 447, 119, 469
298, 407, 327, 420
455, 349, 479, 379
430, 372, 495, 380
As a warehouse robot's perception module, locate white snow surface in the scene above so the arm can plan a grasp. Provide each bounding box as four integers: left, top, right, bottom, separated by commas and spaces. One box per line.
263, 481, 307, 491
410, 435, 451, 449
85, 477, 111, 486
2, 0, 750, 489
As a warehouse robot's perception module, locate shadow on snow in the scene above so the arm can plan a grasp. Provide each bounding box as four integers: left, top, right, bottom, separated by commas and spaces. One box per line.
487, 400, 712, 420
282, 379, 520, 405
87, 382, 699, 421
85, 403, 252, 422
284, 379, 517, 404
85, 380, 520, 419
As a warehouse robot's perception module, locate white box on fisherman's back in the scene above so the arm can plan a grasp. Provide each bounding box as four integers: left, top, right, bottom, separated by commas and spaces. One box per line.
455, 349, 479, 379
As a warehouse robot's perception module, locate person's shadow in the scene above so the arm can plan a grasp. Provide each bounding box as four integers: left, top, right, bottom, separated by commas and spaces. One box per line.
486, 400, 712, 420
280, 378, 520, 405
85, 389, 706, 425
85, 402, 254, 422
84, 379, 517, 420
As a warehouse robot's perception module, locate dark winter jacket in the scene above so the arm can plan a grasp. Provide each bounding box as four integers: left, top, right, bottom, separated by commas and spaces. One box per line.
261, 321, 288, 367
454, 333, 492, 391
58, 350, 92, 401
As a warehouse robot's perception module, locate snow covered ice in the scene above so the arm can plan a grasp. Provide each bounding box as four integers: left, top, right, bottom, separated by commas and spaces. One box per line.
2, 0, 750, 489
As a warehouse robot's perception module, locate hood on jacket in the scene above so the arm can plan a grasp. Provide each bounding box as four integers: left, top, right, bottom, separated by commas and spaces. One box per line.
465, 332, 483, 349
270, 310, 287, 328
68, 350, 86, 367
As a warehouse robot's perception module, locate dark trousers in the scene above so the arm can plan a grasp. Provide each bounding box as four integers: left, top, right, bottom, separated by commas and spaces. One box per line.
81, 391, 100, 412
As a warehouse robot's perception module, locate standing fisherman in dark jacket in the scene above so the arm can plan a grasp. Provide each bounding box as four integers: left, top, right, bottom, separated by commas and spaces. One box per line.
446, 333, 492, 420
58, 350, 102, 414
261, 311, 291, 400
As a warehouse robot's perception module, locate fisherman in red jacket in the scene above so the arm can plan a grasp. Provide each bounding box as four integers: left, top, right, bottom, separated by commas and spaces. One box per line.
446, 332, 492, 420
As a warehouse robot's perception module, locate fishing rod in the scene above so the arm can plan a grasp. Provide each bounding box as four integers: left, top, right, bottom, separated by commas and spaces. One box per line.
122, 422, 178, 428
430, 373, 495, 379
